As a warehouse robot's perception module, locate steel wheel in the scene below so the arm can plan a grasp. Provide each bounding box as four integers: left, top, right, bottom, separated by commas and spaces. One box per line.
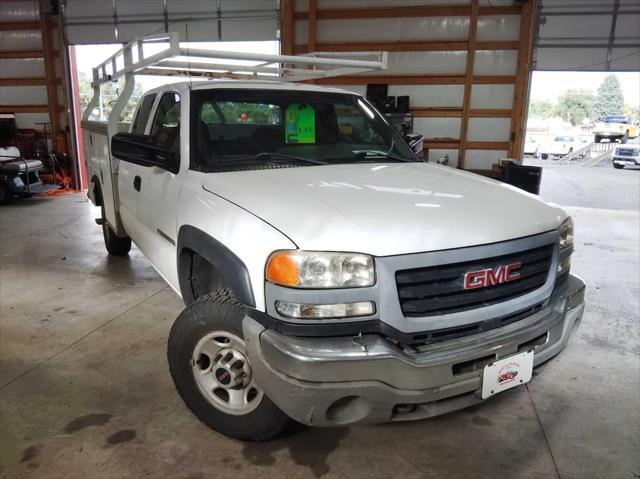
191, 331, 263, 416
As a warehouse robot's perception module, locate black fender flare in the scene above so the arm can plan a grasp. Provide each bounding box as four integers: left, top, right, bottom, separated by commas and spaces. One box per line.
90, 176, 102, 206
177, 225, 256, 307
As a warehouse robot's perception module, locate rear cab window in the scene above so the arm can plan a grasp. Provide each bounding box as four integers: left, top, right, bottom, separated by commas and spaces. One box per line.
150, 92, 181, 159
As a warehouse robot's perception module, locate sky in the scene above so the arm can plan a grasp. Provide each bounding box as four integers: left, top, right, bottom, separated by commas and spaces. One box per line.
530, 71, 640, 107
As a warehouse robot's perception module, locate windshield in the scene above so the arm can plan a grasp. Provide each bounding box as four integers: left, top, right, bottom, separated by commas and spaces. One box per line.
603, 115, 629, 124
190, 89, 416, 173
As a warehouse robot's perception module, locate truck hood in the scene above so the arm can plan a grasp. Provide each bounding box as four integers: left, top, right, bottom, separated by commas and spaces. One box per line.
202, 163, 566, 256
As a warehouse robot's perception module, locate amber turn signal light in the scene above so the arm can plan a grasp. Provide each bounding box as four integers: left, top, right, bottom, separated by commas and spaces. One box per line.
266, 251, 300, 287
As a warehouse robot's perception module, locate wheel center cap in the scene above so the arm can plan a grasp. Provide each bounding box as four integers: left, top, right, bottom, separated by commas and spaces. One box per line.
215, 368, 232, 385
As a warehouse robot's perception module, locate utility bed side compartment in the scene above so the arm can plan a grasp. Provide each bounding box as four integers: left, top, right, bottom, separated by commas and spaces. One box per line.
81, 120, 129, 235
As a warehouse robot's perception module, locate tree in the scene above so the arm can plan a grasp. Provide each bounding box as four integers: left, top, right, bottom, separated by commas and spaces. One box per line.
529, 100, 555, 119
77, 71, 143, 122
554, 89, 594, 126
624, 103, 639, 121
592, 74, 624, 121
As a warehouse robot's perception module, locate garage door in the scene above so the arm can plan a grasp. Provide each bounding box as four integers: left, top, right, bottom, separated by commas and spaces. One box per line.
62, 0, 279, 44
535, 0, 640, 71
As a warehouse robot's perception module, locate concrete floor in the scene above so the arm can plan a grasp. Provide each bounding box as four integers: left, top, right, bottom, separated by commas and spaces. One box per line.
1, 164, 638, 479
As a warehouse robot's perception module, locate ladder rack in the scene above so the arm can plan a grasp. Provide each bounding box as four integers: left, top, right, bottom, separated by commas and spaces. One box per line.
90, 32, 386, 86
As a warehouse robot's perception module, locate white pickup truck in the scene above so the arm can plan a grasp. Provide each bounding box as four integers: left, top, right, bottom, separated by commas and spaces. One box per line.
82, 38, 585, 441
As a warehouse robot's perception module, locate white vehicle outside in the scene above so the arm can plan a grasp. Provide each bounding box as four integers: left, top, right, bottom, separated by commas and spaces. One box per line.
539, 135, 583, 160
612, 137, 640, 169
82, 34, 586, 441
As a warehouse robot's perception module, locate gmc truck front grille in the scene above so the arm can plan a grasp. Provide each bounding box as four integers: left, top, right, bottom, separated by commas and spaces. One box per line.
617, 149, 636, 156
395, 244, 554, 317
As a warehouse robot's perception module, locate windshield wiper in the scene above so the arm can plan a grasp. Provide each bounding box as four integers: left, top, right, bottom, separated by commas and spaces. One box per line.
255, 152, 327, 166
347, 150, 415, 163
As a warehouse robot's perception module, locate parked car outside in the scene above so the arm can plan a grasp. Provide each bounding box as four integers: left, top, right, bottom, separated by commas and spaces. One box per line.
593, 115, 640, 143
612, 137, 640, 169
539, 135, 582, 160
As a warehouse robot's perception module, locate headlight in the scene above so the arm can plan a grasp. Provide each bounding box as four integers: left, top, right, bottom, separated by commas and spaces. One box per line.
558, 216, 574, 276
266, 250, 375, 288
559, 217, 574, 250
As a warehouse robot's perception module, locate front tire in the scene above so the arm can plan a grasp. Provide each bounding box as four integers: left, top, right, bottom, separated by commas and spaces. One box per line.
613, 163, 625, 169
594, 135, 601, 143
168, 289, 294, 441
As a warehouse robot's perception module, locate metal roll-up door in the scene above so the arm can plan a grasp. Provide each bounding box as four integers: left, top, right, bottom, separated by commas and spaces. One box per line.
62, 0, 279, 44
535, 0, 640, 71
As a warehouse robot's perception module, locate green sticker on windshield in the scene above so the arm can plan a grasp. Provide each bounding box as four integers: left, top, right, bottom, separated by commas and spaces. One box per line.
285, 104, 315, 144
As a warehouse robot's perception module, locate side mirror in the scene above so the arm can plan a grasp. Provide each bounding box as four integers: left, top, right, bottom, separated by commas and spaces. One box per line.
111, 132, 176, 169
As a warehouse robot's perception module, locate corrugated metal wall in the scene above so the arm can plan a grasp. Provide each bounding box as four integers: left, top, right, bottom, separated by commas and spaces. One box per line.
62, 0, 279, 44
0, 1, 67, 133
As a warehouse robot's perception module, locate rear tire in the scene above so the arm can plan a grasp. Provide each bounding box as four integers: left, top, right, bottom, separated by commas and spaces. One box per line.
168, 289, 294, 442
594, 135, 601, 143
541, 153, 549, 160
100, 202, 131, 256
613, 163, 625, 169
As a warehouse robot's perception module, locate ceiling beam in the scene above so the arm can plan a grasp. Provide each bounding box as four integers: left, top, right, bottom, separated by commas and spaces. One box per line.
508, 0, 536, 159
0, 21, 40, 31
0, 104, 50, 113
412, 108, 513, 118
311, 74, 516, 85
0, 78, 48, 86
0, 50, 59, 59
281, 0, 295, 55
458, 0, 480, 169
293, 4, 521, 20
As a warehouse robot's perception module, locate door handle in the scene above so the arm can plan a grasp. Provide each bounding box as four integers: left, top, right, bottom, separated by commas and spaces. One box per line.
133, 175, 141, 192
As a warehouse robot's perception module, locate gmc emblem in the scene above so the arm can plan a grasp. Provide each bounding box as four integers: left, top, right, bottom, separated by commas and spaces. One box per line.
463, 262, 522, 290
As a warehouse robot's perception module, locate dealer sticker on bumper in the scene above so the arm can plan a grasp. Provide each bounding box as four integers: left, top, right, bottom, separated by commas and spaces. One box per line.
481, 350, 534, 399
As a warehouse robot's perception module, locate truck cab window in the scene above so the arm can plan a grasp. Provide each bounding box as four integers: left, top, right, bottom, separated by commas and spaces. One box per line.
151, 92, 181, 157
131, 93, 157, 134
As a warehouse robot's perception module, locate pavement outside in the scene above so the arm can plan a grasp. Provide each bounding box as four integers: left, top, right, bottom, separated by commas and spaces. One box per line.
0, 163, 638, 479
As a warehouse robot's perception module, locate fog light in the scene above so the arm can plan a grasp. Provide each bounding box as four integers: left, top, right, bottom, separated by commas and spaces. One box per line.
275, 301, 375, 319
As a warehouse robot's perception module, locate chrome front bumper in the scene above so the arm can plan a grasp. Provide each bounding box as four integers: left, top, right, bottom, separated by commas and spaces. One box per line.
243, 275, 585, 427
613, 155, 640, 165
